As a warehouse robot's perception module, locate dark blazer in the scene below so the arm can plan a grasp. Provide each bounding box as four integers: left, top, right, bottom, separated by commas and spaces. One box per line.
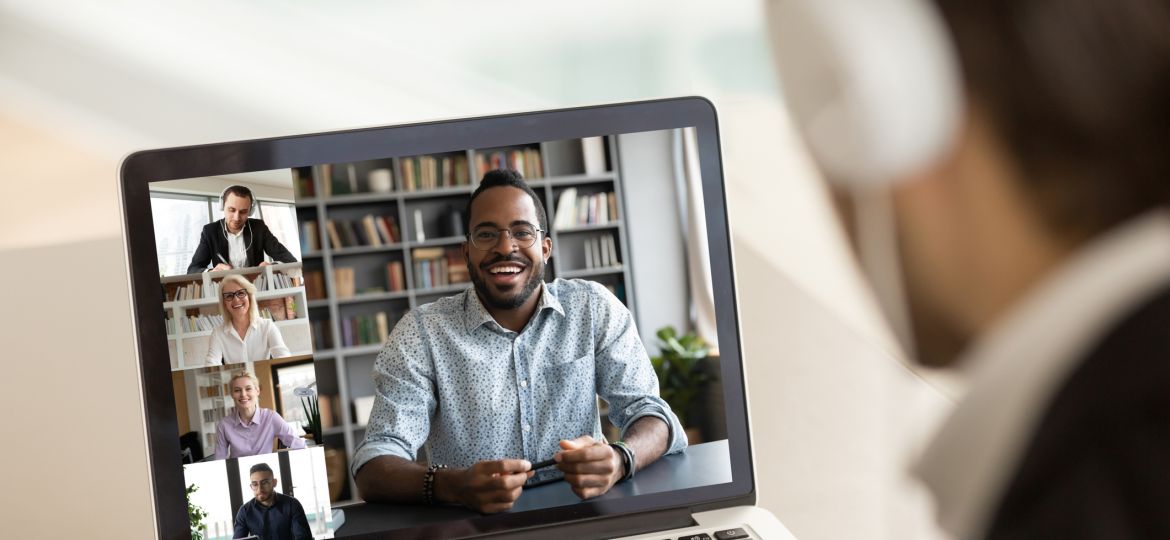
186, 218, 297, 274
986, 285, 1170, 539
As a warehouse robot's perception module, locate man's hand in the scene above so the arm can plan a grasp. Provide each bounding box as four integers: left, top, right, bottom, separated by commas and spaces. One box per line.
259, 261, 271, 267
212, 263, 233, 272
441, 459, 533, 513
555, 435, 622, 499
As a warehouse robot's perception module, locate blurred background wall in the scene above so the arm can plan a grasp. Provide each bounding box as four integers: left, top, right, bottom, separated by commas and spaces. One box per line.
0, 1, 952, 538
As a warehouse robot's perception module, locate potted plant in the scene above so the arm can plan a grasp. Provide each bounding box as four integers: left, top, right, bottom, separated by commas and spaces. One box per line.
295, 385, 322, 443
650, 326, 712, 440
186, 484, 209, 540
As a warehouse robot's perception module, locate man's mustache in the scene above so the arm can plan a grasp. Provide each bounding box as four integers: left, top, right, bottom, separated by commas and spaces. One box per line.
479, 253, 532, 269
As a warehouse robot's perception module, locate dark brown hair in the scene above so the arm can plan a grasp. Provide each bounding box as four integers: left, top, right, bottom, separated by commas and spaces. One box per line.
937, 0, 1170, 239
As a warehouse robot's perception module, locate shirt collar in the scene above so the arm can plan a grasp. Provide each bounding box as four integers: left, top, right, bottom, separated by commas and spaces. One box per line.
232, 407, 262, 427
462, 281, 565, 334
914, 210, 1170, 539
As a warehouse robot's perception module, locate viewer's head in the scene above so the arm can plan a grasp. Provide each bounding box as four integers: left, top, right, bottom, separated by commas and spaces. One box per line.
768, 0, 1170, 365
218, 274, 259, 326
221, 185, 255, 234
462, 169, 552, 311
248, 462, 277, 504
229, 371, 260, 412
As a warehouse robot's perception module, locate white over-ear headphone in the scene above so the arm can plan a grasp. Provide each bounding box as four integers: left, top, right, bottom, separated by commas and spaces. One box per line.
766, 0, 963, 187
766, 0, 965, 357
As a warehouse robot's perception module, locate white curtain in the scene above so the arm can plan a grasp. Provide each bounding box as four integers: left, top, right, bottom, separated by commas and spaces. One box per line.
673, 127, 719, 349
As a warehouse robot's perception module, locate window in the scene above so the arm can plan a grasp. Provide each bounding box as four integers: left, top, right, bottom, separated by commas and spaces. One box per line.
257, 201, 302, 262
151, 194, 213, 277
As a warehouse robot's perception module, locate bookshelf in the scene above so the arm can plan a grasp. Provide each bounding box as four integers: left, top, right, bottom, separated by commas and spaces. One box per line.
296, 136, 635, 503
162, 263, 312, 371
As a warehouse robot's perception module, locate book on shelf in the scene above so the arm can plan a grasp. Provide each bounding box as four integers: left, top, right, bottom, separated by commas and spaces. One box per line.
413, 209, 426, 242
300, 220, 321, 252
310, 319, 333, 350
304, 271, 326, 300
476, 148, 543, 180
386, 261, 406, 292
581, 137, 607, 175
333, 267, 355, 299
293, 167, 315, 198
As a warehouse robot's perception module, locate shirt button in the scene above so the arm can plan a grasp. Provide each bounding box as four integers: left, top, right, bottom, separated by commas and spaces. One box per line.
522, 424, 531, 432
625, 408, 633, 415
520, 380, 528, 388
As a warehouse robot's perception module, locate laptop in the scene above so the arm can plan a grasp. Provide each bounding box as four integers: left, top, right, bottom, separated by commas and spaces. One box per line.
119, 97, 796, 539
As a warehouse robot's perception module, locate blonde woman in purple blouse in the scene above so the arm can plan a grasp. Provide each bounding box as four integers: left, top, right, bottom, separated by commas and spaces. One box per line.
214, 371, 306, 460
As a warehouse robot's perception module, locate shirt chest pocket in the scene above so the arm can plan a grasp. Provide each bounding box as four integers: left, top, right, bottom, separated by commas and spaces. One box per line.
539, 352, 594, 394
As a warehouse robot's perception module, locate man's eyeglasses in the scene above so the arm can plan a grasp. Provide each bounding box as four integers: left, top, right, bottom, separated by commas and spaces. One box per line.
468, 225, 544, 251
249, 479, 273, 488
222, 289, 249, 301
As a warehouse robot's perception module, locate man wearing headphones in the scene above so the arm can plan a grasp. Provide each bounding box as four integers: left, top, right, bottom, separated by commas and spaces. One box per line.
186, 185, 298, 274
769, 0, 1169, 537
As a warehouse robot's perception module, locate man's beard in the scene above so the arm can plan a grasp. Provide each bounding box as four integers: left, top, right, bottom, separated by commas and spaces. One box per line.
469, 252, 545, 310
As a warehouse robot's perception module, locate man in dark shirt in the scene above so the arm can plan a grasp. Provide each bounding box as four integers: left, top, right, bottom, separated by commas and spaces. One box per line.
233, 463, 312, 540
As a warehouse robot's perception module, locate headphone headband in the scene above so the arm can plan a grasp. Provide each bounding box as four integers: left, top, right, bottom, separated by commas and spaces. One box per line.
220, 185, 257, 217
766, 0, 962, 187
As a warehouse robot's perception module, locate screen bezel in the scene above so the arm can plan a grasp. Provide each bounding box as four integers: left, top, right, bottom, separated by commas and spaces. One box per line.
120, 97, 754, 539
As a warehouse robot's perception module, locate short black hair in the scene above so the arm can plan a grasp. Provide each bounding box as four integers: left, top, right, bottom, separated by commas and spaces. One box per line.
464, 169, 548, 234
249, 463, 273, 476
221, 185, 254, 209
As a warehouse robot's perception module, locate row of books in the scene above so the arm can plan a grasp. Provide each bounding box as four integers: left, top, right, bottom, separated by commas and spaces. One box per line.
319, 215, 402, 251
553, 188, 619, 229
400, 155, 471, 192
198, 383, 229, 398
583, 234, 621, 269
167, 314, 224, 334
201, 407, 227, 424
293, 167, 315, 198
253, 272, 298, 291
170, 281, 218, 302
476, 148, 544, 180
258, 296, 299, 321
339, 312, 392, 348
310, 319, 333, 350
412, 248, 469, 290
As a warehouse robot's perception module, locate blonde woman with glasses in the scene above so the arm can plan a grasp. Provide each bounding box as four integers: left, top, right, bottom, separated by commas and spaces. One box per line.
205, 274, 290, 365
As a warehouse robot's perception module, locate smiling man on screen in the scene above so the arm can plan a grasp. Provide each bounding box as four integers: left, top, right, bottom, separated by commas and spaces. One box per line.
352, 169, 686, 513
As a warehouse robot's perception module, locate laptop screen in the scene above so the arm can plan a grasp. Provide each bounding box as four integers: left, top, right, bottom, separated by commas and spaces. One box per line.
122, 98, 754, 539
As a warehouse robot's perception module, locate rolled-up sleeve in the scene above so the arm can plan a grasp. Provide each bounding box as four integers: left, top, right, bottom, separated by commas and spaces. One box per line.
589, 282, 688, 455
351, 311, 436, 477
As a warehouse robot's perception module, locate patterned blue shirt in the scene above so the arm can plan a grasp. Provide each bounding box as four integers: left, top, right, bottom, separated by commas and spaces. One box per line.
352, 278, 686, 483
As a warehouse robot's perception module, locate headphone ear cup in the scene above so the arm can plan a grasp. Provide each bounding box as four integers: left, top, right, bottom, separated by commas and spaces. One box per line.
766, 0, 963, 187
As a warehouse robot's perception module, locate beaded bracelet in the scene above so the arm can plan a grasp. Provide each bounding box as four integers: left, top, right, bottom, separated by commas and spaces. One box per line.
423, 463, 447, 505
609, 441, 637, 482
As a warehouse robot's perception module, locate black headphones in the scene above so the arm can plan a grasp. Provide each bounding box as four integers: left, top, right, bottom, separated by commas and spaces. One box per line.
220, 185, 257, 217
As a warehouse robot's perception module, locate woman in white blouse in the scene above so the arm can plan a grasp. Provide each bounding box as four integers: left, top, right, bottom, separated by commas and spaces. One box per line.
206, 274, 290, 365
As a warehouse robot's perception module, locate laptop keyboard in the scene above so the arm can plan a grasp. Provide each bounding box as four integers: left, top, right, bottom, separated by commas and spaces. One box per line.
658, 526, 755, 540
